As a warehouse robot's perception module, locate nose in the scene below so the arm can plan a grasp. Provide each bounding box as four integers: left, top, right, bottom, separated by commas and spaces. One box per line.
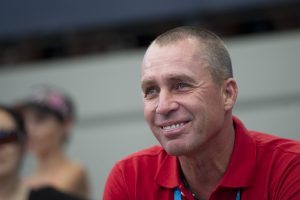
155, 90, 179, 115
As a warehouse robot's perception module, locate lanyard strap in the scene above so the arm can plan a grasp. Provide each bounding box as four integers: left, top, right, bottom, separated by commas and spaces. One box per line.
236, 189, 241, 200
174, 188, 241, 200
174, 188, 182, 200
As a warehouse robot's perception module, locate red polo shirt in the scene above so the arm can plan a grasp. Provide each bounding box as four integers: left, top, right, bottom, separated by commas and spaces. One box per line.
103, 117, 300, 200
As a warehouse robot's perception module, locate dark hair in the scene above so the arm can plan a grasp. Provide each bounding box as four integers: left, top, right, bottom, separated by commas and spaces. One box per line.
22, 87, 76, 123
153, 26, 233, 85
0, 104, 26, 144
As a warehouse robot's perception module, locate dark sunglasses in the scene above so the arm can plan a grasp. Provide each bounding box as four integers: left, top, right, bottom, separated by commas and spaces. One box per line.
0, 130, 24, 144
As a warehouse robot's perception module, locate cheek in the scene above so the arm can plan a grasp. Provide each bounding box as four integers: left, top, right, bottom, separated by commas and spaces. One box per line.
42, 127, 62, 146
144, 103, 163, 140
143, 102, 156, 124
0, 145, 22, 175
193, 89, 223, 115
29, 123, 62, 147
30, 126, 51, 142
9, 147, 21, 166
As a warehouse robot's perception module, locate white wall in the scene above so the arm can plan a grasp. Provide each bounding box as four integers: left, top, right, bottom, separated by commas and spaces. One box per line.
0, 30, 300, 199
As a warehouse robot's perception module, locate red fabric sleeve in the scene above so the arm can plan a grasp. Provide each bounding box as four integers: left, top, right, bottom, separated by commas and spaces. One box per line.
103, 163, 130, 200
271, 156, 300, 200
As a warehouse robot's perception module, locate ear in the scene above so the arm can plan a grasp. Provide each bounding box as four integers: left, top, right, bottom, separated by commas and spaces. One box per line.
222, 78, 238, 111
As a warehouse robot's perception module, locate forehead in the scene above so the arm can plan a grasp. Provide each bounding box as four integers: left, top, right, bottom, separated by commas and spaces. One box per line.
143, 38, 199, 64
24, 107, 52, 120
141, 39, 208, 81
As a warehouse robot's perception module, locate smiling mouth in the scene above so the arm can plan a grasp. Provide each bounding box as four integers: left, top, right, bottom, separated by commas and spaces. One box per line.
161, 122, 188, 131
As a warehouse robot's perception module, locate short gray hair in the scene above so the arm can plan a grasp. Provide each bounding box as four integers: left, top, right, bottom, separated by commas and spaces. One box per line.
153, 26, 233, 85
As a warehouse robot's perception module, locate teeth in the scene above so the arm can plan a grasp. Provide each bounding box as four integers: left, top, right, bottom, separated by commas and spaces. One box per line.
162, 122, 185, 130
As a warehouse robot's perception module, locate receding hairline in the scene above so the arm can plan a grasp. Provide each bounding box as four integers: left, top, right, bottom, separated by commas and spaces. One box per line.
148, 26, 233, 84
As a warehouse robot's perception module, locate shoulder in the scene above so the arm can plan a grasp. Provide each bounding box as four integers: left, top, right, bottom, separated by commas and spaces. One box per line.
104, 145, 172, 199
249, 131, 300, 193
63, 161, 88, 186
123, 145, 166, 159
234, 116, 300, 156
116, 145, 168, 167
107, 145, 171, 182
237, 128, 300, 198
68, 162, 87, 178
110, 145, 174, 184
61, 161, 89, 198
248, 131, 300, 156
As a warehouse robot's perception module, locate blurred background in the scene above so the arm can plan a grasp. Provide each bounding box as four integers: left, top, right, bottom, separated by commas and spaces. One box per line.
0, 0, 300, 199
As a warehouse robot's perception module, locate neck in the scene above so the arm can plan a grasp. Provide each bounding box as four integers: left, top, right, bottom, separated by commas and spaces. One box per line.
0, 174, 28, 200
36, 148, 67, 175
179, 117, 235, 199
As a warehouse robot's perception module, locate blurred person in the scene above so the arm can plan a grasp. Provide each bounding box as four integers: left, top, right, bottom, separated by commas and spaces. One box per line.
103, 26, 300, 200
0, 104, 87, 200
20, 87, 89, 199
0, 105, 28, 200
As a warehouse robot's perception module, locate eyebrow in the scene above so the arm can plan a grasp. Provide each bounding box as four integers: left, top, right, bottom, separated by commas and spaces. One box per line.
141, 78, 155, 91
141, 73, 197, 90
167, 74, 196, 84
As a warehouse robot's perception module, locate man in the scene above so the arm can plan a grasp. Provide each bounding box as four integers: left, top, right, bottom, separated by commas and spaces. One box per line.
103, 26, 300, 200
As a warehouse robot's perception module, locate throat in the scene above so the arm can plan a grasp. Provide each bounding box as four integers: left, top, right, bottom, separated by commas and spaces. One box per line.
180, 167, 220, 200
178, 137, 235, 199
182, 175, 205, 200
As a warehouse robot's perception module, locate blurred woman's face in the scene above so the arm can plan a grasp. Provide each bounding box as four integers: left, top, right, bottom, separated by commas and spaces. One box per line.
24, 110, 67, 156
0, 110, 23, 178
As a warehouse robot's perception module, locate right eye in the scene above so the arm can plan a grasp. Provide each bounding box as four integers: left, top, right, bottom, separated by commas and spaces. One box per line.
144, 87, 159, 99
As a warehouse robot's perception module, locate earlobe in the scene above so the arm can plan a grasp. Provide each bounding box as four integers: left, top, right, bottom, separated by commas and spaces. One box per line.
223, 78, 238, 111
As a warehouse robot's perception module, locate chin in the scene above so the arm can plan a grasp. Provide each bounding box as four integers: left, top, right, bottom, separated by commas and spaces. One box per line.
163, 142, 189, 156
166, 150, 185, 156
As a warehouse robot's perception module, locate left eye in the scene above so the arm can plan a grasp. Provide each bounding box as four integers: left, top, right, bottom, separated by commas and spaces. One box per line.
174, 82, 189, 90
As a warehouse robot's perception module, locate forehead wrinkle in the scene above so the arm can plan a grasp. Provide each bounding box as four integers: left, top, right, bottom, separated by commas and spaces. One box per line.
141, 39, 209, 87
142, 57, 202, 82
141, 71, 198, 89
143, 54, 200, 68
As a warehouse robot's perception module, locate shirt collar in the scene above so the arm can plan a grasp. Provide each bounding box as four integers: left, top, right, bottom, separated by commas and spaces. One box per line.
155, 116, 257, 189
155, 152, 180, 188
219, 116, 256, 188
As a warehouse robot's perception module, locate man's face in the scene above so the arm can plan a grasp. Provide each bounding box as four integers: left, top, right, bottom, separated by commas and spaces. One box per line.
141, 38, 228, 156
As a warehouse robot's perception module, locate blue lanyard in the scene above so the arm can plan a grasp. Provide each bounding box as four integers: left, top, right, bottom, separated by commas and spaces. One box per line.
174, 187, 241, 200
174, 188, 182, 200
